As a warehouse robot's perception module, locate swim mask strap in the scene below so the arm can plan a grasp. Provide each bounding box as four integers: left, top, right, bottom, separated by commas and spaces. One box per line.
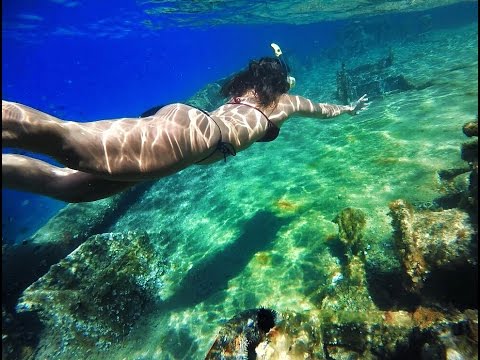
270, 43, 296, 89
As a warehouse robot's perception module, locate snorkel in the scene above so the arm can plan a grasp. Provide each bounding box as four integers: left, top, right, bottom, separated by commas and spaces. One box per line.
271, 43, 296, 89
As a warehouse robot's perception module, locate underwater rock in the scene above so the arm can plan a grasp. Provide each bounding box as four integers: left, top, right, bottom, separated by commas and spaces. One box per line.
2, 185, 158, 359
436, 118, 478, 224
329, 208, 372, 306
254, 311, 324, 360
2, 303, 42, 360
417, 308, 479, 360
435, 171, 471, 212
206, 309, 325, 360
462, 120, 478, 137
322, 308, 478, 359
205, 308, 279, 359
388, 199, 476, 294
29, 197, 119, 245
16, 231, 166, 352
2, 198, 110, 314
468, 161, 478, 220
461, 139, 478, 164
461, 119, 478, 220
344, 254, 368, 287
320, 270, 377, 315
30, 182, 155, 246
322, 314, 382, 359
333, 207, 367, 257
206, 307, 478, 360
438, 167, 471, 182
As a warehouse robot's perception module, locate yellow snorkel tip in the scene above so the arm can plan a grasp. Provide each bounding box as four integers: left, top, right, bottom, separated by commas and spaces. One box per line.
271, 43, 283, 57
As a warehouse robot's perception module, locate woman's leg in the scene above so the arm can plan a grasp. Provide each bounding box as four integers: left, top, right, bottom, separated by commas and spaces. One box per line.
2, 154, 137, 202
2, 100, 82, 172
2, 101, 219, 181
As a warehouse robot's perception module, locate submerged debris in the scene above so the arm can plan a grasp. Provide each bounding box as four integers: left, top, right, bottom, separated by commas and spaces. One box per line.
336, 50, 419, 104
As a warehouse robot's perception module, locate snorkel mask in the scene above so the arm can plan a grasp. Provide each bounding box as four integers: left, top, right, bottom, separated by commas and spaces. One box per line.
271, 43, 296, 89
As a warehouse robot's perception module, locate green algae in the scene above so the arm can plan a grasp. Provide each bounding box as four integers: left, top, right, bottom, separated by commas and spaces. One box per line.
333, 207, 367, 256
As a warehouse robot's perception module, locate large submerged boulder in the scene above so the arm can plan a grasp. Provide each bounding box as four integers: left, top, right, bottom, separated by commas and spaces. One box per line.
388, 199, 476, 295
16, 232, 166, 352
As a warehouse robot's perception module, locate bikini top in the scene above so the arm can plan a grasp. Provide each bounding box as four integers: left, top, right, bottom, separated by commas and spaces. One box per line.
194, 98, 280, 164
228, 97, 280, 142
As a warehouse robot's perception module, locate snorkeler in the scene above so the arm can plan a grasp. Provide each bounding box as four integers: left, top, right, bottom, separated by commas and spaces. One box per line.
2, 45, 369, 203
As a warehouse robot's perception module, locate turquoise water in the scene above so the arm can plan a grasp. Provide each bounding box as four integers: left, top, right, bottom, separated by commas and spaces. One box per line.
2, 1, 478, 359
101, 23, 477, 360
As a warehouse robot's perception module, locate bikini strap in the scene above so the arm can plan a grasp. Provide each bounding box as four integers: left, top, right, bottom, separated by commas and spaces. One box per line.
191, 105, 237, 163
228, 98, 279, 131
217, 142, 237, 162
228, 97, 271, 122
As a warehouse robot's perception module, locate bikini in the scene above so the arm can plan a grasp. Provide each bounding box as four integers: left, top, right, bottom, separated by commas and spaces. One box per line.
195, 97, 280, 163
228, 97, 280, 143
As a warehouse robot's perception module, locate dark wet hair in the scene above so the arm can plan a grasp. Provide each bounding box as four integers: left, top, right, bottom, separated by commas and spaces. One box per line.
220, 57, 290, 107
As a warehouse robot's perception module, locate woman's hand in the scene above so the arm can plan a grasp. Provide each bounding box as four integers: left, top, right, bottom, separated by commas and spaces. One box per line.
349, 94, 369, 115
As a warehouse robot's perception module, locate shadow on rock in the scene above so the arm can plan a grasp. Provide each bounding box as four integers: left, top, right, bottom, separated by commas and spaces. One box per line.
159, 211, 292, 311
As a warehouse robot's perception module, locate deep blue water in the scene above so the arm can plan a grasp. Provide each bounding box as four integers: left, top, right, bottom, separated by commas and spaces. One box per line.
2, 1, 477, 244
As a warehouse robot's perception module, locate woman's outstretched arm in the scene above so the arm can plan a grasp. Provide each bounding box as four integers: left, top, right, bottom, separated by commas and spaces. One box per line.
2, 154, 137, 202
270, 94, 369, 122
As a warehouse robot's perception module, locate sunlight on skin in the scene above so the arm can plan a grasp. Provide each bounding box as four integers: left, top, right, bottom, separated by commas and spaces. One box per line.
2, 92, 363, 183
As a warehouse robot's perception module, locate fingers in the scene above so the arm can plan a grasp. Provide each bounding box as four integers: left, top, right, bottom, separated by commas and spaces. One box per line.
357, 104, 369, 114
357, 94, 370, 111
349, 94, 370, 115
353, 97, 370, 115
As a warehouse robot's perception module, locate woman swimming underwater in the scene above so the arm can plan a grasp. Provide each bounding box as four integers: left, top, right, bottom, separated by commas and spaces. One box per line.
2, 46, 368, 203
